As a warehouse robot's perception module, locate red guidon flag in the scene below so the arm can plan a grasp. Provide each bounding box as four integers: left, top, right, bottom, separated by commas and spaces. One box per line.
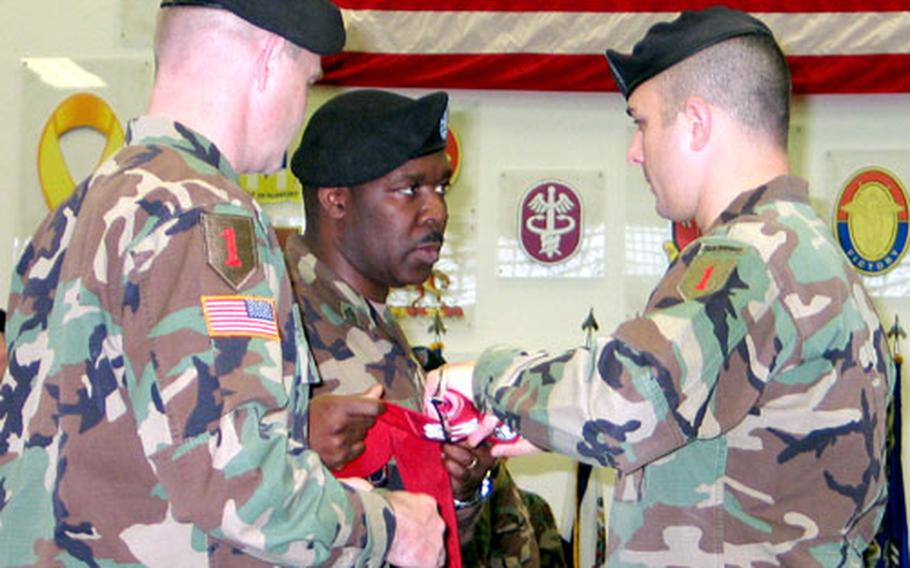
324, 0, 910, 93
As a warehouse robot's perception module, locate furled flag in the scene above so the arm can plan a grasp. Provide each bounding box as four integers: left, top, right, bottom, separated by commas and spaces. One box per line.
867, 316, 909, 567
572, 308, 608, 567
325, 0, 910, 94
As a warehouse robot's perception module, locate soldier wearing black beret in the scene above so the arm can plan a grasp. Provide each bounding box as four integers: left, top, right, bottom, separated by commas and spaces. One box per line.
285, 89, 569, 567
292, 89, 450, 188
436, 6, 893, 567
605, 5, 774, 100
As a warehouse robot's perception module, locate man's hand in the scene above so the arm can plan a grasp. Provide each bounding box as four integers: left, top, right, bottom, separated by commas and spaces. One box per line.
442, 440, 496, 502
464, 413, 498, 448
490, 437, 543, 458
467, 414, 543, 458
308, 384, 384, 470
384, 491, 446, 567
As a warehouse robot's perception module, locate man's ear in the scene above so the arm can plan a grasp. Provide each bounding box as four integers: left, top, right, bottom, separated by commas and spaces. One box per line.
318, 187, 351, 220
253, 34, 285, 93
683, 96, 712, 152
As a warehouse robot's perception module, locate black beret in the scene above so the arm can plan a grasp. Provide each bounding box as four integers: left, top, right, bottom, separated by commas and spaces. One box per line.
292, 89, 450, 188
160, 0, 345, 55
605, 6, 774, 99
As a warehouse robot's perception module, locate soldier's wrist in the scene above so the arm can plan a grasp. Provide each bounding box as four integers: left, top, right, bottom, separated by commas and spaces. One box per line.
453, 469, 493, 510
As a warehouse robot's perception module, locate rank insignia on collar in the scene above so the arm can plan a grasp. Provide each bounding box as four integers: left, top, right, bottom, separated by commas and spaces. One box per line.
202, 213, 258, 290
678, 244, 742, 300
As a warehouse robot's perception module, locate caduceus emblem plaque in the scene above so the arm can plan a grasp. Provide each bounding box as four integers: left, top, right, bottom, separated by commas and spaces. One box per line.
519, 180, 583, 264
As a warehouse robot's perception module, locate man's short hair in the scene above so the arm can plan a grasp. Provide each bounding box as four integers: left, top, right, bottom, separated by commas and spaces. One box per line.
657, 34, 791, 148
154, 7, 256, 70
159, 0, 345, 54
154, 4, 332, 72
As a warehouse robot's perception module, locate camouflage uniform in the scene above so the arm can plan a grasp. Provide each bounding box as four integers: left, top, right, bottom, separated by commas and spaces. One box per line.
474, 176, 894, 567
0, 117, 394, 567
287, 238, 567, 567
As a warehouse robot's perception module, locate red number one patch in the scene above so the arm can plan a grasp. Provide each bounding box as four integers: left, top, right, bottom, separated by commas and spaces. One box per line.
694, 265, 714, 291
221, 226, 243, 268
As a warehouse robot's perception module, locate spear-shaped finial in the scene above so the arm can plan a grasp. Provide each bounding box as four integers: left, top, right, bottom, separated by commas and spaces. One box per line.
888, 314, 906, 357
427, 309, 447, 345
581, 307, 599, 350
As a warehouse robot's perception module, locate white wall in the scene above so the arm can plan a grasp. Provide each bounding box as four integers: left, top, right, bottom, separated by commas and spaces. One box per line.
0, 1, 156, 302
3, 1, 910, 538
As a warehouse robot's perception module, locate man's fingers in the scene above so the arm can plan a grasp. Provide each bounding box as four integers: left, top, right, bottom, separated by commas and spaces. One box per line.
308, 392, 384, 469
466, 414, 499, 447
490, 438, 542, 458
362, 384, 384, 399
348, 441, 366, 460
339, 414, 378, 432
442, 450, 472, 481
337, 394, 385, 418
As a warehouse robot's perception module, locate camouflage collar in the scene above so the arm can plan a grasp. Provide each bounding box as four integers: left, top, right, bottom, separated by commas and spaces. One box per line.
710, 175, 809, 232
125, 116, 240, 183
287, 237, 389, 333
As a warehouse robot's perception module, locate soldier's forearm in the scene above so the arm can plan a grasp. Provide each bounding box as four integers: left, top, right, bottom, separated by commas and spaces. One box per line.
145, 403, 394, 566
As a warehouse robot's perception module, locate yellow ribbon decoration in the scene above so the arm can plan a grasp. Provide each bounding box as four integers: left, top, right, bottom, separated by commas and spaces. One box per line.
37, 93, 124, 210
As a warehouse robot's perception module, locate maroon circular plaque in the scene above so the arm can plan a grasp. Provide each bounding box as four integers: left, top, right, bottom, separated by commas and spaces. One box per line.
519, 180, 583, 264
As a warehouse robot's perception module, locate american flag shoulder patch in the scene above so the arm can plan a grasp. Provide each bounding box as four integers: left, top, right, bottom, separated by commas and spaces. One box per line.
201, 295, 280, 341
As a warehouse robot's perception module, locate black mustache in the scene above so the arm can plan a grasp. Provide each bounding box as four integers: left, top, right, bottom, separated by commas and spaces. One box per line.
419, 231, 444, 245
